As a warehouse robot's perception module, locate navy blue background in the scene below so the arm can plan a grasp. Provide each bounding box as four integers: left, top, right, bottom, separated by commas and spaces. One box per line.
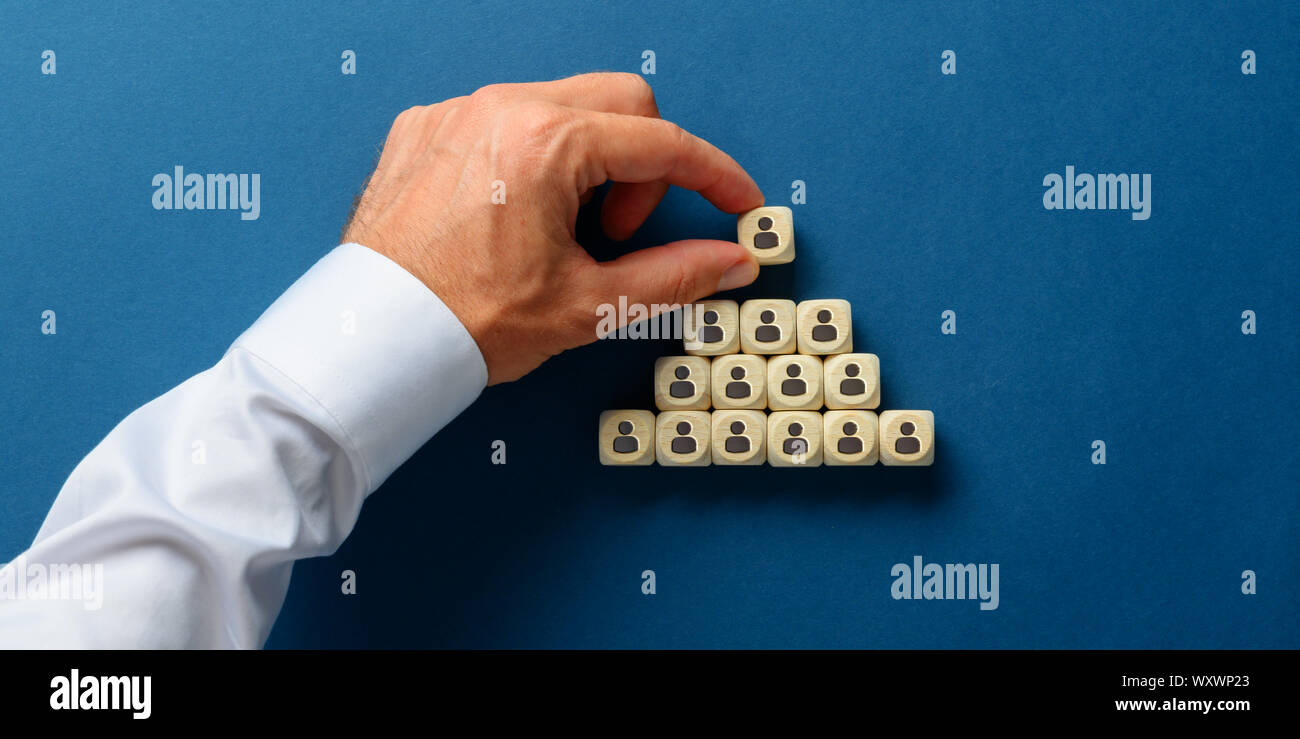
2, 1, 1295, 647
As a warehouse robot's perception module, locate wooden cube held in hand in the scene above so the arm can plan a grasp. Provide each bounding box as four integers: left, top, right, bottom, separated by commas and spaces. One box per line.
737, 207, 795, 265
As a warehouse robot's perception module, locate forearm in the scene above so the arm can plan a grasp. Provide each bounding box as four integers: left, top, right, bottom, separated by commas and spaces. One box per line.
0, 244, 486, 648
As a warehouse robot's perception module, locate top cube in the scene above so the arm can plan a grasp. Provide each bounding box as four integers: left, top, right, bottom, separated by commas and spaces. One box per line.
738, 207, 795, 265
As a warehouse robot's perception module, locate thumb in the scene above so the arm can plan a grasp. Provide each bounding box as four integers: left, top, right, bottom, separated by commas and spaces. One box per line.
592, 239, 759, 315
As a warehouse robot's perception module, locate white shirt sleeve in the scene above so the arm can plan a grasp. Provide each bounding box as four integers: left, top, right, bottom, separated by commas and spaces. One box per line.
0, 243, 487, 648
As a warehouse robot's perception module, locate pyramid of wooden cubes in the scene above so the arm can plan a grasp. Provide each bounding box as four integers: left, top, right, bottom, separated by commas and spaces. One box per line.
599, 207, 934, 467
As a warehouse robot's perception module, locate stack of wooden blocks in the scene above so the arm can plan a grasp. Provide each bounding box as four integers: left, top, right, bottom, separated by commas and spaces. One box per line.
599, 206, 935, 468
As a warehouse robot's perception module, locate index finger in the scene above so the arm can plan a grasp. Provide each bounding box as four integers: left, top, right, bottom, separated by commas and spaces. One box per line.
520, 72, 661, 117
578, 112, 764, 214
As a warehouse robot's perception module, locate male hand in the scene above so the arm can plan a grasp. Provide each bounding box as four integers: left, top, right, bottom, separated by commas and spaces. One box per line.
342, 72, 763, 384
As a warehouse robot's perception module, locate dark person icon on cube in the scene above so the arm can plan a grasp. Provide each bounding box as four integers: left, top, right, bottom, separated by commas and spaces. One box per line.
840, 362, 865, 396
753, 216, 780, 250
725, 366, 752, 399
699, 310, 724, 344
671, 421, 697, 454
612, 420, 639, 454
754, 309, 781, 343
782, 422, 808, 455
811, 309, 838, 342
780, 363, 806, 396
837, 421, 863, 455
725, 420, 750, 453
669, 364, 695, 398
895, 421, 921, 454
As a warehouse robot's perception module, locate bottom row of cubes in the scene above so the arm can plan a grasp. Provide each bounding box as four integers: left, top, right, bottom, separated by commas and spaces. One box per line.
598, 409, 934, 467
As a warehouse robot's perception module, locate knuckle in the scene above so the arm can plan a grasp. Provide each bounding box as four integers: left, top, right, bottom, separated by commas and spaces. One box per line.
391, 105, 419, 127
469, 83, 515, 109
619, 73, 657, 111
428, 96, 466, 117
644, 117, 686, 171
507, 102, 569, 147
645, 116, 681, 140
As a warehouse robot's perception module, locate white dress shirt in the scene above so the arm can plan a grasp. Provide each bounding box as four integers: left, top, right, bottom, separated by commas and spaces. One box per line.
0, 244, 487, 648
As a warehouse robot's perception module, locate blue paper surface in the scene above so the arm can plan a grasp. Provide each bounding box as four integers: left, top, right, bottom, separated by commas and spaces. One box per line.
0, 1, 1295, 647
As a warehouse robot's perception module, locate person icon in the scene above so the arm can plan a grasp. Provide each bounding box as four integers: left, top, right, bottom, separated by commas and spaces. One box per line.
754, 309, 781, 343
612, 420, 639, 454
725, 366, 752, 399
895, 421, 921, 455
839, 362, 865, 396
670, 420, 697, 454
811, 309, 837, 342
837, 421, 863, 454
780, 363, 806, 397
724, 420, 750, 453
752, 216, 779, 250
699, 310, 724, 344
669, 364, 695, 398
782, 421, 807, 455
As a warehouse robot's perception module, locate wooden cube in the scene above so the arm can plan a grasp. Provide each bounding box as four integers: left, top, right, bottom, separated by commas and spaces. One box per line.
879, 410, 935, 466
739, 299, 797, 354
766, 354, 823, 411
710, 354, 767, 410
656, 411, 711, 466
598, 410, 656, 466
710, 410, 767, 466
654, 356, 710, 411
767, 411, 823, 467
684, 300, 740, 356
796, 299, 852, 355
824, 353, 880, 409
737, 206, 795, 265
823, 410, 879, 466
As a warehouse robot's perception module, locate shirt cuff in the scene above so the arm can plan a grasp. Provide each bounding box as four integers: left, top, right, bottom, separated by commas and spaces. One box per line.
232, 243, 487, 492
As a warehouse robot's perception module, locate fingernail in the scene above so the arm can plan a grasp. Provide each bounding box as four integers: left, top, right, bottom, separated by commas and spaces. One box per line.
717, 259, 759, 292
